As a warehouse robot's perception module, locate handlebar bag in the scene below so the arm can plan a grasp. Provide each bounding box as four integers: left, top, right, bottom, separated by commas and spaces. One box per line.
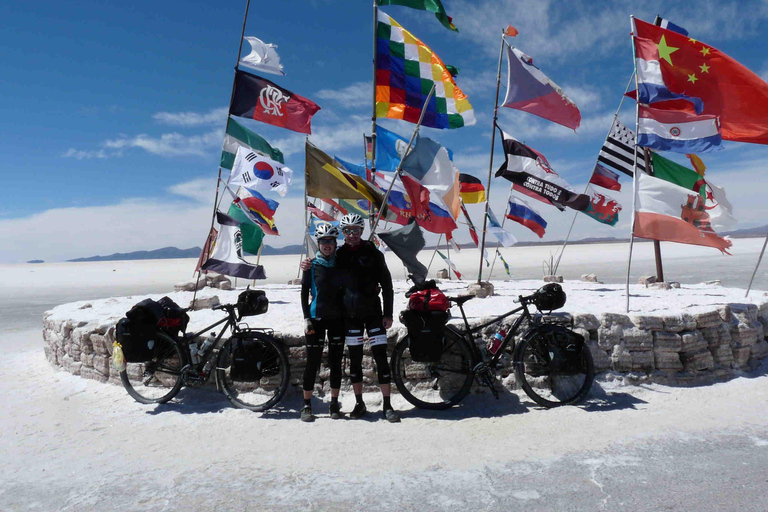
236, 289, 269, 319
400, 310, 449, 362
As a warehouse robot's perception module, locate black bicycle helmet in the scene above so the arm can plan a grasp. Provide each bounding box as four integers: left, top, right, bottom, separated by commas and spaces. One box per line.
533, 283, 566, 311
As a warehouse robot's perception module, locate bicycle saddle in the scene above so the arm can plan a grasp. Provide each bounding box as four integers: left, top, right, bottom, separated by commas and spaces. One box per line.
447, 295, 475, 305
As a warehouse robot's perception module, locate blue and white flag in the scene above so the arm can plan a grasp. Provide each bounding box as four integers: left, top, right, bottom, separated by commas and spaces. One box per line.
201, 211, 266, 280
658, 18, 688, 36
638, 105, 722, 153
230, 146, 293, 197
486, 206, 517, 247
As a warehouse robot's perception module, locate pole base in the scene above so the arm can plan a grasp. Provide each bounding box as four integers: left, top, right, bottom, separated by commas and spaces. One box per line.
467, 281, 494, 298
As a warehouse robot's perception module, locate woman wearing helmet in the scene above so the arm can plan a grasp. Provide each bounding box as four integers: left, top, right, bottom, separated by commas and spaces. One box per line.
299, 222, 346, 422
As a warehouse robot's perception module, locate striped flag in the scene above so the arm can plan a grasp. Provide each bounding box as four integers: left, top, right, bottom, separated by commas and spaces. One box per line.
459, 201, 480, 246
221, 117, 284, 170
597, 119, 647, 177
496, 249, 511, 276
437, 250, 462, 279
459, 173, 486, 203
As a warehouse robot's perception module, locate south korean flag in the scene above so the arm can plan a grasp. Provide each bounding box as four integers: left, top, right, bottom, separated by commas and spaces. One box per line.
229, 146, 293, 196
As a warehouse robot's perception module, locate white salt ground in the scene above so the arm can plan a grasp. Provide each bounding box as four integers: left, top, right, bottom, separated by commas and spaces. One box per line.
3, 241, 768, 511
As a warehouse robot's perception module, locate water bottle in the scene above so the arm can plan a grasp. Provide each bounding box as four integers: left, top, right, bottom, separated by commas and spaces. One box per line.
188, 339, 201, 364
488, 328, 506, 355
199, 332, 216, 356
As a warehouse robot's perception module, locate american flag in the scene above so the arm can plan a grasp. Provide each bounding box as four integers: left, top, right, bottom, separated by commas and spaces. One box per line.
597, 119, 647, 177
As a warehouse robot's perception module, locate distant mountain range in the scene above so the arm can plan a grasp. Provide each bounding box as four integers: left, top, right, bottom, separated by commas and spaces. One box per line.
66, 225, 768, 262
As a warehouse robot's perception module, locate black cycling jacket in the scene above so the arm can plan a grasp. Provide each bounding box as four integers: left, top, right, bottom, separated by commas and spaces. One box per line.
336, 240, 393, 318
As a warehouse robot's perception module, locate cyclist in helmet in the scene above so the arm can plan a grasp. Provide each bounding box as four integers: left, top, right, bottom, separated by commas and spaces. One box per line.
299, 222, 346, 422
304, 213, 399, 422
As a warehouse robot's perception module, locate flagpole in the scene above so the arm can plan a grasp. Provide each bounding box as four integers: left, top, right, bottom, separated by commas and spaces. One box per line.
626, 16, 641, 313
552, 71, 636, 275
746, 234, 768, 297
446, 232, 452, 280
299, 135, 310, 278
477, 29, 506, 284
369, 0, 379, 230
426, 233, 443, 274
369, 83, 437, 238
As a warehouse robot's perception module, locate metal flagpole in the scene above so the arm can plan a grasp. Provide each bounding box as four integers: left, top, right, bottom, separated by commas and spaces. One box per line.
626, 16, 641, 313
477, 29, 506, 284
426, 233, 444, 273
369, 0, 379, 230
369, 83, 437, 238
298, 136, 309, 278
552, 72, 636, 275
746, 234, 768, 297
446, 232, 452, 279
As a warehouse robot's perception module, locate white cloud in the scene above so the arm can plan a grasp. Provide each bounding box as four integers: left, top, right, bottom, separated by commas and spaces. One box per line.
62, 148, 111, 160
316, 82, 371, 108
152, 107, 229, 127
103, 129, 222, 157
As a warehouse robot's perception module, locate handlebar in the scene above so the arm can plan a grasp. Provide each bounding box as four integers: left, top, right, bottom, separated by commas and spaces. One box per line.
212, 303, 237, 312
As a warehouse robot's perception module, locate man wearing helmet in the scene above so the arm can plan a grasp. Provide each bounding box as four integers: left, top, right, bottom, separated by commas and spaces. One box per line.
301, 213, 399, 422
299, 223, 346, 422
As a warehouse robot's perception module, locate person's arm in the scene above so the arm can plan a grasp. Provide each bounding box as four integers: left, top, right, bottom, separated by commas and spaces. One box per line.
300, 268, 311, 319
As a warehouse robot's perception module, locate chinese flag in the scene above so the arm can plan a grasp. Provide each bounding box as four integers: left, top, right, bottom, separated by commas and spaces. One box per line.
634, 18, 768, 144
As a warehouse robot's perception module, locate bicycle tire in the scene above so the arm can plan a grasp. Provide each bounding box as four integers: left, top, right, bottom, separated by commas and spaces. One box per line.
120, 331, 186, 404
391, 327, 474, 410
513, 328, 594, 408
216, 333, 289, 412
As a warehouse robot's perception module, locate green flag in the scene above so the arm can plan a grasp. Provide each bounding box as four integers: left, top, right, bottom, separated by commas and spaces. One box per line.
339, 199, 370, 219
377, 0, 458, 31
651, 153, 706, 199
221, 117, 284, 170
226, 202, 265, 255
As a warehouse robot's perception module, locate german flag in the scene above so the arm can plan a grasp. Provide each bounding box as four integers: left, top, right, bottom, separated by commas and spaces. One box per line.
459, 173, 486, 204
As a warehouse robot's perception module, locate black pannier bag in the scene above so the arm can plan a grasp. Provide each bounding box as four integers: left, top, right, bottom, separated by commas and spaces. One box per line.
236, 289, 269, 320
230, 337, 266, 382
118, 299, 165, 363
534, 325, 585, 374
400, 309, 449, 363
156, 296, 189, 336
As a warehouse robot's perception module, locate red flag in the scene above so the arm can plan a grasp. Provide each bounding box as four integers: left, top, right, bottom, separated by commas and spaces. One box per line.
400, 174, 457, 235
634, 18, 768, 144
505, 25, 519, 37
230, 70, 321, 134
307, 202, 335, 221
194, 227, 218, 274
459, 202, 480, 246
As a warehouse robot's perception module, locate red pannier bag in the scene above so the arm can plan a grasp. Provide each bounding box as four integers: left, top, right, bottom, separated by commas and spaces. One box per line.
408, 287, 449, 312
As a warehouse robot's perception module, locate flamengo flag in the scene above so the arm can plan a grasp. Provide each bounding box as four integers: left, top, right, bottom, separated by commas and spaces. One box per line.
581, 187, 622, 226
230, 146, 292, 196
634, 172, 732, 254
230, 69, 320, 134
201, 211, 267, 279
375, 12, 475, 129
590, 164, 621, 191
637, 105, 722, 153
495, 129, 589, 211
239, 36, 285, 76
221, 117, 284, 170
597, 119, 647, 177
633, 18, 768, 144
459, 173, 486, 203
506, 196, 547, 238
501, 43, 580, 130
437, 250, 462, 279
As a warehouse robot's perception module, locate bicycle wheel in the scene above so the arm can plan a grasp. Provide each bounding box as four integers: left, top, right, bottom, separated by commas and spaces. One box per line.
513, 329, 594, 408
216, 333, 289, 412
120, 331, 186, 404
391, 328, 474, 410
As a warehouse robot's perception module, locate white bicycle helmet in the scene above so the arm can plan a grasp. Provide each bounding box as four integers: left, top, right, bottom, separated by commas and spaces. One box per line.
314, 223, 340, 241
339, 213, 365, 230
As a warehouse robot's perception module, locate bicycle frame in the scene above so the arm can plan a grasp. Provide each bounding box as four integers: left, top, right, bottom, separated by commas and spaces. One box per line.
447, 299, 538, 369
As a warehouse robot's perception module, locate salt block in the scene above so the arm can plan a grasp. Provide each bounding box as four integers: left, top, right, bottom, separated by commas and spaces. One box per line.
287, 278, 302, 285
174, 280, 205, 292
467, 281, 494, 298
436, 269, 449, 279
580, 273, 600, 283
189, 296, 220, 311
648, 282, 672, 290
638, 275, 657, 285
543, 275, 563, 283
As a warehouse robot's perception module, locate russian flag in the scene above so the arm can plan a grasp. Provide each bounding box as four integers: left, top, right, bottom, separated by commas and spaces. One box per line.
637, 105, 722, 153
506, 197, 547, 238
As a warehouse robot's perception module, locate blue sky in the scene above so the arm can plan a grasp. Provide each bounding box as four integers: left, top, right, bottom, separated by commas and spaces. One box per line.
3, 0, 768, 263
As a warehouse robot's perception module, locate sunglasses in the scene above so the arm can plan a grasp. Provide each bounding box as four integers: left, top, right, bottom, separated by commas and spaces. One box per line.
318, 238, 337, 245
342, 227, 362, 235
